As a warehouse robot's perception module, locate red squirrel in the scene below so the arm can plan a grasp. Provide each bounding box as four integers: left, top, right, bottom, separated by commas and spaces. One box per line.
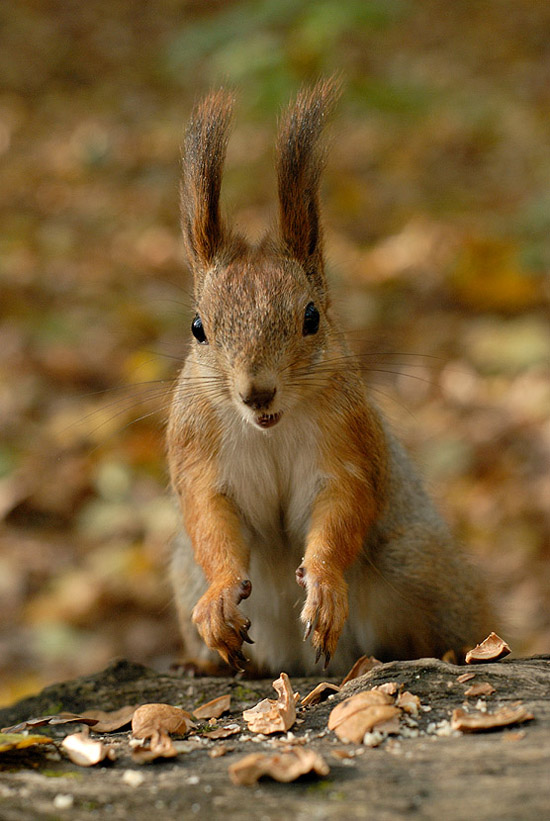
167, 79, 491, 675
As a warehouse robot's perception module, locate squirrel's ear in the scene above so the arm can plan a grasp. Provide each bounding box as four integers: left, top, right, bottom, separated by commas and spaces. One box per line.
180, 90, 234, 277
276, 78, 341, 293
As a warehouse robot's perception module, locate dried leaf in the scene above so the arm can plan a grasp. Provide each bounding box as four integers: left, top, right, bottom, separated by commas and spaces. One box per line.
331, 748, 359, 760
451, 706, 534, 733
131, 704, 194, 739
84, 705, 137, 733
62, 730, 115, 766
131, 729, 178, 763
209, 744, 232, 758
2, 713, 99, 734
465, 632, 511, 664
193, 694, 231, 720
464, 682, 496, 698
456, 672, 476, 683
242, 673, 296, 734
301, 682, 340, 707
340, 656, 382, 686
228, 748, 329, 786
0, 733, 53, 753
396, 691, 421, 715
204, 724, 241, 740
372, 682, 400, 696
328, 691, 400, 744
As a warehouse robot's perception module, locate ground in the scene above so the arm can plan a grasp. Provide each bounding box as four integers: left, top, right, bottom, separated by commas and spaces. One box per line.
1, 657, 549, 819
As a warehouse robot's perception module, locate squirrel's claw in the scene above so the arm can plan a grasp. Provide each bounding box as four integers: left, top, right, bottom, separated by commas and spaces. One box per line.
192, 579, 253, 671
226, 647, 249, 672
297, 562, 348, 669
239, 622, 254, 644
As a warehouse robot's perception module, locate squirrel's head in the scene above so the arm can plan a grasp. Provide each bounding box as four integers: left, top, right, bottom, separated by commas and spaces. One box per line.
180, 80, 340, 431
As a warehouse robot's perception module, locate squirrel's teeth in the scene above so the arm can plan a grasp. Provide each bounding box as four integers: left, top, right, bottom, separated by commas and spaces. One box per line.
256, 411, 282, 429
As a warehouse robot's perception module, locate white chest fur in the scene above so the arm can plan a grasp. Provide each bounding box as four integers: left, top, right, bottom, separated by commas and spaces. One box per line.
215, 408, 324, 550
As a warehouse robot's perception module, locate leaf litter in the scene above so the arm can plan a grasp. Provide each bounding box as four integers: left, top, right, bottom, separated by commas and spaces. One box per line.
61, 728, 116, 766
465, 632, 511, 664
1, 642, 539, 784
242, 673, 298, 734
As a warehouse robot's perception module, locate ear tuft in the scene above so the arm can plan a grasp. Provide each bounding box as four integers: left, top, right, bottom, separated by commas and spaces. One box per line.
180, 90, 235, 274
276, 77, 341, 292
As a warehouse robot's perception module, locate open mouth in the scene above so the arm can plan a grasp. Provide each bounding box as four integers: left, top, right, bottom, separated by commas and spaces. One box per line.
256, 411, 282, 429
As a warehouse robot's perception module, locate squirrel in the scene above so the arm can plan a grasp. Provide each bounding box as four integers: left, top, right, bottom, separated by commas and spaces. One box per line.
167, 79, 492, 676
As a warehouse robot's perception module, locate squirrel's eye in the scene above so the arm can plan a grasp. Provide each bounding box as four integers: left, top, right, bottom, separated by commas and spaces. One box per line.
302, 302, 320, 336
191, 314, 208, 344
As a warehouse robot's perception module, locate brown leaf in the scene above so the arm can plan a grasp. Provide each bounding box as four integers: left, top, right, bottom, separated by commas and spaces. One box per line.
83, 706, 138, 733
0, 733, 53, 753
465, 632, 511, 664
193, 694, 231, 720
2, 713, 99, 734
340, 656, 382, 686
204, 724, 241, 740
456, 672, 476, 683
242, 673, 297, 734
131, 729, 178, 763
61, 730, 116, 766
131, 704, 194, 739
301, 682, 340, 707
228, 748, 329, 786
464, 682, 496, 698
396, 691, 421, 715
328, 691, 400, 744
451, 706, 534, 733
372, 682, 400, 696
209, 744, 232, 758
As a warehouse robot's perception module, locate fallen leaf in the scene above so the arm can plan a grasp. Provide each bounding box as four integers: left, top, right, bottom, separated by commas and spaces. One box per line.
131, 730, 178, 763
328, 691, 400, 744
204, 724, 241, 740
242, 673, 297, 734
0, 733, 53, 753
209, 744, 232, 758
341, 656, 382, 686
451, 706, 534, 733
84, 706, 137, 733
465, 633, 511, 664
464, 682, 496, 698
456, 672, 476, 683
193, 694, 231, 720
373, 713, 402, 734
228, 748, 329, 786
131, 704, 194, 740
396, 691, 421, 715
373, 682, 400, 696
62, 730, 116, 766
2, 713, 99, 734
330, 748, 361, 760
301, 682, 340, 707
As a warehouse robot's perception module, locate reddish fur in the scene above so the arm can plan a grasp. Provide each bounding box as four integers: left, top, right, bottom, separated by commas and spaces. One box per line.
168, 80, 493, 674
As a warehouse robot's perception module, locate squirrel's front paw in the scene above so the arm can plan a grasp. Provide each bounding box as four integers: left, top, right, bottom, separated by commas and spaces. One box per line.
296, 563, 348, 668
192, 578, 253, 671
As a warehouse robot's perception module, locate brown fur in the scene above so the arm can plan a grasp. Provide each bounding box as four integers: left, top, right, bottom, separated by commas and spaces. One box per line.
167, 80, 492, 675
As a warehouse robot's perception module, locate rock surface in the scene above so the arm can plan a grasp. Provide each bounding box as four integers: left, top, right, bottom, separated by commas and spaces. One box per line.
1, 656, 549, 819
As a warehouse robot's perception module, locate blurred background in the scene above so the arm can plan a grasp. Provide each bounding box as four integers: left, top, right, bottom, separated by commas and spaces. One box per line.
1, 0, 549, 706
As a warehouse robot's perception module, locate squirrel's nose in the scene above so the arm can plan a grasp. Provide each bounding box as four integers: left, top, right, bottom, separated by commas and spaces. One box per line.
239, 385, 277, 411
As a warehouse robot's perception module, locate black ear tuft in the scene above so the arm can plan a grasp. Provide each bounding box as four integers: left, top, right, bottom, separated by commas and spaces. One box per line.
180, 90, 235, 274
276, 77, 341, 293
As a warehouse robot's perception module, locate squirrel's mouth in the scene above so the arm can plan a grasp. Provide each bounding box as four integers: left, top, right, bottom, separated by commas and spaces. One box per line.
255, 411, 282, 429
